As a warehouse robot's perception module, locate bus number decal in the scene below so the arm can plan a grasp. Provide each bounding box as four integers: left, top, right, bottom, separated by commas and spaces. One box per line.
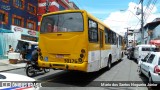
64, 59, 77, 63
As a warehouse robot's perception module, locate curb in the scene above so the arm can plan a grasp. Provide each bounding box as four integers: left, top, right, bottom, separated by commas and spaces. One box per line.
0, 67, 25, 72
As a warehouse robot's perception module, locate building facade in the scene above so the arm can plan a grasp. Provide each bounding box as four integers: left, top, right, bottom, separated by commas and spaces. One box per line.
0, 0, 39, 58
0, 0, 38, 31
0, 0, 78, 58
143, 18, 160, 44
125, 29, 141, 47
37, 0, 75, 30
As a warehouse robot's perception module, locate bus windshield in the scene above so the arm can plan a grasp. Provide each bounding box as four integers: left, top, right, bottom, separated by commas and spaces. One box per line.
40, 12, 84, 33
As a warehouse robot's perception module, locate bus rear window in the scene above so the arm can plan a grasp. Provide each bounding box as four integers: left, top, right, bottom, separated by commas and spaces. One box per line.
40, 12, 84, 33
142, 47, 155, 51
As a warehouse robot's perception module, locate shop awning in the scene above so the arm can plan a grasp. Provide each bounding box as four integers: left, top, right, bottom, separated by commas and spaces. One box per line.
18, 39, 38, 45
0, 28, 13, 33
149, 40, 160, 46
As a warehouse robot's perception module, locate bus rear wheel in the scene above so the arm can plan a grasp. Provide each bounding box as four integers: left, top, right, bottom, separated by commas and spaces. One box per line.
107, 60, 111, 70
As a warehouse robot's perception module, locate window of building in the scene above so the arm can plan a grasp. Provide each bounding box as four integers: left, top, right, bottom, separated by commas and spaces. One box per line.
0, 14, 5, 22
12, 14, 24, 27
27, 19, 36, 30
59, 5, 65, 10
0, 10, 8, 24
28, 3, 36, 15
88, 19, 98, 43
13, 0, 25, 10
2, 0, 9, 3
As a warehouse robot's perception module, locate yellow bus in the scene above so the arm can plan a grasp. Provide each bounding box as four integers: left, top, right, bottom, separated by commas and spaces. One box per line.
38, 10, 124, 72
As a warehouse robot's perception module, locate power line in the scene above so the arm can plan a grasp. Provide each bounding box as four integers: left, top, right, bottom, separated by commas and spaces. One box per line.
123, 0, 141, 29
144, 0, 158, 22
133, 20, 141, 30
143, 0, 152, 22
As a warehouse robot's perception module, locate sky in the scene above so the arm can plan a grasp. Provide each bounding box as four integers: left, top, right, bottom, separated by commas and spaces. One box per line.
69, 0, 160, 36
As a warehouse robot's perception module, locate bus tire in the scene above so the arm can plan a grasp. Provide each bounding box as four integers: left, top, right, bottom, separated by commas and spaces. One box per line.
148, 73, 153, 84
121, 52, 123, 58
138, 66, 143, 76
107, 55, 112, 70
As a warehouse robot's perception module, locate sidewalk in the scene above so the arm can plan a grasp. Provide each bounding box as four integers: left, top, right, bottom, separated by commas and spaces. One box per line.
0, 59, 26, 72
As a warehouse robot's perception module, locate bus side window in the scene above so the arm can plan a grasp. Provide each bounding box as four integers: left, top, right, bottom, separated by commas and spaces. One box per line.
111, 31, 114, 45
108, 30, 112, 44
88, 19, 98, 43
105, 28, 109, 44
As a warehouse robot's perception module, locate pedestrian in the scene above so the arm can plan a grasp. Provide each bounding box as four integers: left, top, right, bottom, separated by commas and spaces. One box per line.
21, 45, 26, 60
8, 45, 14, 53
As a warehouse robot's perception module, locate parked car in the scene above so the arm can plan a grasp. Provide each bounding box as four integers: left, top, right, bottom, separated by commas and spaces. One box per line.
139, 52, 160, 84
0, 73, 40, 90
133, 44, 156, 64
127, 47, 135, 60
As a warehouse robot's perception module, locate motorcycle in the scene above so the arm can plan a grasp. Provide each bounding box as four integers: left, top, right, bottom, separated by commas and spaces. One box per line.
25, 61, 50, 77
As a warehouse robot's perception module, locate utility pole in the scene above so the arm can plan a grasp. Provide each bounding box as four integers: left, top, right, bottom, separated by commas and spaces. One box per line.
125, 27, 131, 48
139, 0, 144, 44
134, 31, 135, 46
45, 0, 50, 13
127, 29, 128, 47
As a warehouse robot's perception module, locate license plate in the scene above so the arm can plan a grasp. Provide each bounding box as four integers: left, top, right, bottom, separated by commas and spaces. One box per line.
56, 54, 64, 58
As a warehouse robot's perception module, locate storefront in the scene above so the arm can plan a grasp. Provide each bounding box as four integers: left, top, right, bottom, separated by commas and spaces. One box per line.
10, 25, 39, 60
0, 25, 39, 60
0, 28, 13, 59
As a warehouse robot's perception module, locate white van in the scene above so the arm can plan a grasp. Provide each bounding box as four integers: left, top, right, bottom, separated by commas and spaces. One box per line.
133, 44, 156, 64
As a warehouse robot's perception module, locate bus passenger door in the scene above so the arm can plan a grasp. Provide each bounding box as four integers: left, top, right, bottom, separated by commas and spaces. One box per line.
100, 30, 104, 68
